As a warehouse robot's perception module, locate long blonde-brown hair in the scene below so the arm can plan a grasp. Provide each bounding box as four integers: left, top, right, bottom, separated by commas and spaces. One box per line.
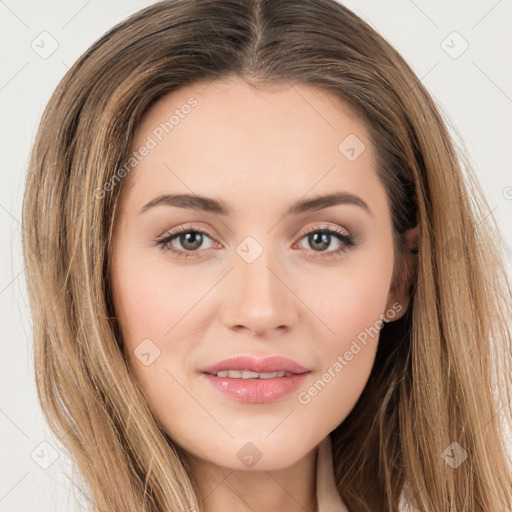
22, 0, 512, 510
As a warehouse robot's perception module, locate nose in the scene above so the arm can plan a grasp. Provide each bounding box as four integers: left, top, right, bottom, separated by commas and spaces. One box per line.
221, 247, 299, 337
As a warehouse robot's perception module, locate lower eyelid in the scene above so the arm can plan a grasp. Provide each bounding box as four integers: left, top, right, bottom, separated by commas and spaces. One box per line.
157, 232, 355, 261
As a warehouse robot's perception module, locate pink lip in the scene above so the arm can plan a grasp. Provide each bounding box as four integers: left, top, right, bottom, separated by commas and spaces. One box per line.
202, 373, 309, 403
200, 355, 310, 375
199, 355, 311, 404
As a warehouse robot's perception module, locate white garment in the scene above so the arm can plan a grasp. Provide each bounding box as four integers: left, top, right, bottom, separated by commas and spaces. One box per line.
316, 435, 350, 512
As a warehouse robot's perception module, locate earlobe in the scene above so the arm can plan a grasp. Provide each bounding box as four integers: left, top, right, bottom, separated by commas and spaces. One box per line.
405, 224, 419, 255
385, 225, 419, 321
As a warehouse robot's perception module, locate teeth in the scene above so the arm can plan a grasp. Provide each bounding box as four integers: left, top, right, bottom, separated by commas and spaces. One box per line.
215, 370, 289, 379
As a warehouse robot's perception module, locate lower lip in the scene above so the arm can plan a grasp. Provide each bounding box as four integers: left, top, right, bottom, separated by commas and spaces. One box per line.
202, 372, 310, 403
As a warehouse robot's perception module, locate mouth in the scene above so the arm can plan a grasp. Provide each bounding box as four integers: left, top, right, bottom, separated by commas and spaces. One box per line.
208, 369, 296, 378
199, 355, 311, 403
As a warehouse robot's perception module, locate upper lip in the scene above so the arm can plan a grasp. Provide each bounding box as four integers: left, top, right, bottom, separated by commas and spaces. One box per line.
200, 355, 310, 375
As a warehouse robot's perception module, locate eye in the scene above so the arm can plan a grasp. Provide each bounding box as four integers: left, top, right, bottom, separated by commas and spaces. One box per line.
155, 225, 217, 259
155, 224, 358, 260
295, 225, 357, 259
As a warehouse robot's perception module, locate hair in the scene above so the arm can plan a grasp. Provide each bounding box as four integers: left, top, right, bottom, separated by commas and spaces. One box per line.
22, 0, 512, 511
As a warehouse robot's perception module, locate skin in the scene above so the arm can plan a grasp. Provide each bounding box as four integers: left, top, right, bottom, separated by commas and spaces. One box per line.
110, 76, 417, 512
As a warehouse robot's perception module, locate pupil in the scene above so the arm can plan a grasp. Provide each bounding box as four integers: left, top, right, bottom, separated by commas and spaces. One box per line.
182, 232, 202, 250
310, 232, 329, 251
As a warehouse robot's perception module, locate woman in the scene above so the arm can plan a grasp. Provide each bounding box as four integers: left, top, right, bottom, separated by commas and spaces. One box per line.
22, 0, 512, 511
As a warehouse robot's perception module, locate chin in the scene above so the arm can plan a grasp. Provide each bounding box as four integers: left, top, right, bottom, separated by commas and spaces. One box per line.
185, 434, 318, 472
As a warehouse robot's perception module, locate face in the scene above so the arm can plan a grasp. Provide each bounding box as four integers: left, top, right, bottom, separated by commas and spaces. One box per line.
110, 77, 406, 472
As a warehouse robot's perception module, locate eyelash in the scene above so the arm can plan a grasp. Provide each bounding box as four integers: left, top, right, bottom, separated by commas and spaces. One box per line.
154, 224, 357, 260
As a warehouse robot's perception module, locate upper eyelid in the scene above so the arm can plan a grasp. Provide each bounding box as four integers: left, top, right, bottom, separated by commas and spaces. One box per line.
157, 224, 352, 249
159, 223, 351, 241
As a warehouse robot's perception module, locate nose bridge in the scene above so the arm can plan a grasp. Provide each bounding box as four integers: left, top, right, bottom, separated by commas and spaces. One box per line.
221, 234, 297, 335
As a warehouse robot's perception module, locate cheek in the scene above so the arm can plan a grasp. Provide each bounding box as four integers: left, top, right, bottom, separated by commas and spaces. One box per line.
110, 249, 216, 398
111, 248, 208, 341
304, 245, 394, 352
110, 255, 200, 420
327, 270, 391, 347
295, 241, 394, 416
296, 268, 391, 418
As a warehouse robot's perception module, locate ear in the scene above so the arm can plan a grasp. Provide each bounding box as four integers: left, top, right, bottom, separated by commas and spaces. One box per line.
384, 225, 419, 322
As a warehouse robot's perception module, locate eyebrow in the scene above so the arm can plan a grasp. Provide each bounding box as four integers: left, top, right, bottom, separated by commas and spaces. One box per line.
140, 191, 371, 217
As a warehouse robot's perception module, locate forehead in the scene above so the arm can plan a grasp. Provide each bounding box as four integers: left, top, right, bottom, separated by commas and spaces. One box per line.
122, 77, 381, 214
133, 77, 370, 156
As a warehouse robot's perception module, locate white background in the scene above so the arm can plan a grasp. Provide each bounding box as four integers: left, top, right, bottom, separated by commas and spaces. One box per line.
0, 1, 511, 510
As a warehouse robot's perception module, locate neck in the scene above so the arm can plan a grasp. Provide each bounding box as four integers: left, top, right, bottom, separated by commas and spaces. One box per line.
187, 445, 319, 512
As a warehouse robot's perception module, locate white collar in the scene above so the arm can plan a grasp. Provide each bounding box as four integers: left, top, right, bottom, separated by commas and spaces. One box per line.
316, 435, 350, 512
